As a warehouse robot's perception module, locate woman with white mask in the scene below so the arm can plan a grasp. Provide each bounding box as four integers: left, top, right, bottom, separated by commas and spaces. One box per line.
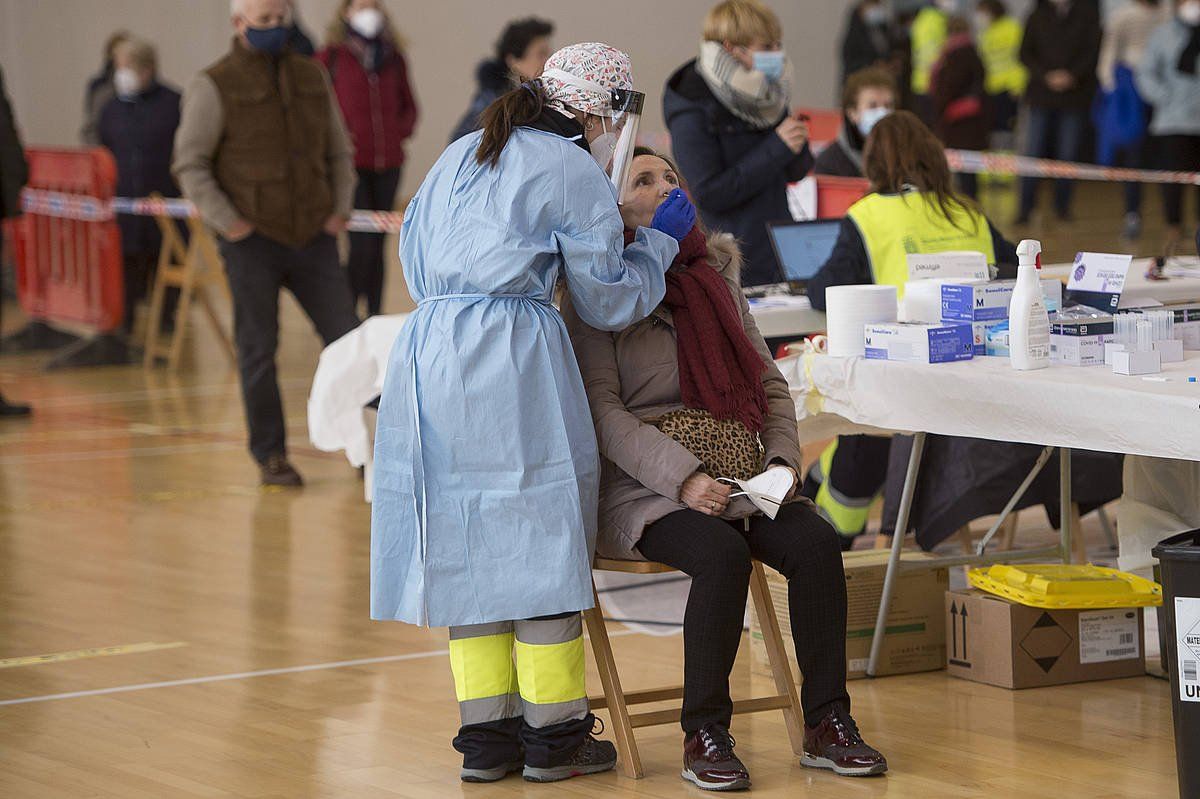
318, 0, 417, 316
370, 42, 690, 784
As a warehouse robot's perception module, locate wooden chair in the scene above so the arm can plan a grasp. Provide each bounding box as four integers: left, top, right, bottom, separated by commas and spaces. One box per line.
583, 557, 804, 779
144, 201, 235, 371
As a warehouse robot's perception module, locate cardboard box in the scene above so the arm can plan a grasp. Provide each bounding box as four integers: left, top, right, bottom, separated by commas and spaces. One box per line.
968, 319, 1010, 356
944, 589, 1145, 689
1131, 303, 1200, 351
750, 550, 948, 681
941, 279, 1062, 322
864, 322, 974, 363
1050, 316, 1114, 367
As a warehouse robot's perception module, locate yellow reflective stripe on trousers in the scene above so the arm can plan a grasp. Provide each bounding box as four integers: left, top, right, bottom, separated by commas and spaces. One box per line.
513, 637, 586, 706
448, 632, 518, 702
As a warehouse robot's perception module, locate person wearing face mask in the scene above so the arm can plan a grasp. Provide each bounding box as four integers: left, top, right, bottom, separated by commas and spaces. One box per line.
930, 16, 990, 198
1137, 0, 1200, 255
97, 38, 182, 338
816, 67, 896, 178
173, 0, 360, 487
804, 112, 1018, 548
910, 1, 953, 123
563, 146, 888, 790
370, 43, 686, 784
841, 0, 895, 85
450, 17, 555, 144
975, 0, 1027, 137
81, 30, 130, 146
665, 0, 813, 288
1016, 0, 1102, 225
318, 0, 418, 317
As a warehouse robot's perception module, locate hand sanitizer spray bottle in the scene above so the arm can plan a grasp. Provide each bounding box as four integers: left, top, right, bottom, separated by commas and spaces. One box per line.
1009, 239, 1050, 370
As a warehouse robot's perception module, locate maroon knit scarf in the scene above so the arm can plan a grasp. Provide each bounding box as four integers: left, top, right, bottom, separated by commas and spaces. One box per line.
627, 226, 769, 432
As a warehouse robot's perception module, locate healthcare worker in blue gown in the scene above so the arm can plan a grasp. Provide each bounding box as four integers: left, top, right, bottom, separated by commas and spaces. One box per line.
370, 43, 696, 784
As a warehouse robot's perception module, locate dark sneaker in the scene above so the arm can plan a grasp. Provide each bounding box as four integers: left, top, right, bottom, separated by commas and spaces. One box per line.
682, 723, 751, 791
801, 707, 887, 777
522, 720, 617, 783
461, 759, 523, 783
0, 393, 31, 417
260, 454, 303, 487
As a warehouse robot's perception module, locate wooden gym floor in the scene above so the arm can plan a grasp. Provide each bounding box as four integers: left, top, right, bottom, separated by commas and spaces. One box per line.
0, 181, 1181, 797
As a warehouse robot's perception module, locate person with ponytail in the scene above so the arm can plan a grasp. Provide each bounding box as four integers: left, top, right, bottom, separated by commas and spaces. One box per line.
370, 43, 691, 784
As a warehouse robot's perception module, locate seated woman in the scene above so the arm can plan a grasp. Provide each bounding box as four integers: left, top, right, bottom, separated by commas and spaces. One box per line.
814, 66, 896, 178
563, 148, 887, 791
805, 111, 1017, 547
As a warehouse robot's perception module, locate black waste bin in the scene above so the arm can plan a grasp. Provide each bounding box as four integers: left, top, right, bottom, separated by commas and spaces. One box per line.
1153, 529, 1200, 799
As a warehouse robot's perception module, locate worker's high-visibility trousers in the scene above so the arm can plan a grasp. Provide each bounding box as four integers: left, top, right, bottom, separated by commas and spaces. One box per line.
803, 435, 892, 546
448, 612, 592, 769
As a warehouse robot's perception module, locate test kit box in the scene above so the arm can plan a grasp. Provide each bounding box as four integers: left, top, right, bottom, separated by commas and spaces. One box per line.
1050, 317, 1113, 366
864, 322, 974, 364
941, 279, 1062, 322
944, 590, 1144, 689
1133, 303, 1200, 350
750, 550, 948, 681
969, 320, 1010, 356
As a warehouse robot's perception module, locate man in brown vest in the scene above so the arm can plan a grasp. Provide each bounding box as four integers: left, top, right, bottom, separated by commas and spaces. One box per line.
174, 0, 360, 487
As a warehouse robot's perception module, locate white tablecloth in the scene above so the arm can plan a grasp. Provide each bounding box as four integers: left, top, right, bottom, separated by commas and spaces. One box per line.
778, 350, 1200, 462
308, 314, 409, 466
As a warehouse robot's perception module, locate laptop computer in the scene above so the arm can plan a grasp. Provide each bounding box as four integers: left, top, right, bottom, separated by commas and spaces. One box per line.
753, 219, 842, 296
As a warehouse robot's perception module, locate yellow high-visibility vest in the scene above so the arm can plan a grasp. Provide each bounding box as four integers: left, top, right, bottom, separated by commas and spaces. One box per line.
847, 191, 996, 298
979, 16, 1029, 97
911, 7, 948, 95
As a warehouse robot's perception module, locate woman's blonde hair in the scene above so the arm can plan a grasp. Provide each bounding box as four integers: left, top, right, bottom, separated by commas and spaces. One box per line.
325, 0, 405, 50
703, 0, 782, 47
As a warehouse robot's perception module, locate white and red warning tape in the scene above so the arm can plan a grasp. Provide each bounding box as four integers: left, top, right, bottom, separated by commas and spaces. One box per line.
20, 190, 405, 233
19, 150, 1200, 228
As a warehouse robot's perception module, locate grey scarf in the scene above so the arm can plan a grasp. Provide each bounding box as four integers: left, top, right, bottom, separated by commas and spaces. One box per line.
695, 41, 791, 129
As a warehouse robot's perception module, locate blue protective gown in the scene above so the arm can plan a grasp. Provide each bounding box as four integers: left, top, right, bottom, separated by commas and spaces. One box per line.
371, 127, 679, 627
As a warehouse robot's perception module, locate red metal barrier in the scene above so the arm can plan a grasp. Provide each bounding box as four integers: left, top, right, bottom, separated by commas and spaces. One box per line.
815, 175, 870, 219
11, 148, 123, 332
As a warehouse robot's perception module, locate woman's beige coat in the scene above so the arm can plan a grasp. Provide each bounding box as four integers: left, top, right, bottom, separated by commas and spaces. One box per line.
563, 233, 806, 560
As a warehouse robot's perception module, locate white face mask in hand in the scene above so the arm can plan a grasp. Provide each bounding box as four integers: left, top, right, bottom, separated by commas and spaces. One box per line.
719, 466, 796, 520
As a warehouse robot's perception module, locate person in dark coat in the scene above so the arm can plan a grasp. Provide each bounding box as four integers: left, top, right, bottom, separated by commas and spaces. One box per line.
840, 0, 893, 85
449, 17, 554, 144
0, 66, 31, 416
665, 0, 814, 288
814, 66, 896, 178
285, 0, 316, 56
930, 16, 990, 198
97, 38, 182, 335
318, 0, 419, 316
1016, 0, 1102, 224
81, 30, 130, 145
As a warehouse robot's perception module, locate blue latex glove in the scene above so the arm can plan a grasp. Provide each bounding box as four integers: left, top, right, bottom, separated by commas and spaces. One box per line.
650, 188, 697, 242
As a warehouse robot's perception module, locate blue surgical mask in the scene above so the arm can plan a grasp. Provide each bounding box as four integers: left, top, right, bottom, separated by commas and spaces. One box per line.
245, 25, 290, 54
752, 50, 786, 82
857, 106, 891, 137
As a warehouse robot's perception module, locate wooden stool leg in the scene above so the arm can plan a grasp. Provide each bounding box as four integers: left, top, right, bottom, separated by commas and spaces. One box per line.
999, 510, 1020, 551
956, 525, 973, 555
748, 561, 805, 757
583, 582, 643, 779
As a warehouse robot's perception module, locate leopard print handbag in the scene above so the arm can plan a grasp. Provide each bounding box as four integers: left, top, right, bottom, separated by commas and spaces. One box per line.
649, 408, 763, 482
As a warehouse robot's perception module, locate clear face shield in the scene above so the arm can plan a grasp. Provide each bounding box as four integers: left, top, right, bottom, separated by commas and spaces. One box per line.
607, 88, 644, 205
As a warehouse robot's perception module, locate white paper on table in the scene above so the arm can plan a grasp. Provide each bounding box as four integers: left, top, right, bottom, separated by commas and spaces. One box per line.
905, 251, 989, 282
718, 466, 796, 520
787, 177, 818, 221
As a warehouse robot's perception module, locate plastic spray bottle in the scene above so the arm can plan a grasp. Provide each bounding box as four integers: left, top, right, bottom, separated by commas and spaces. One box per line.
1008, 239, 1050, 370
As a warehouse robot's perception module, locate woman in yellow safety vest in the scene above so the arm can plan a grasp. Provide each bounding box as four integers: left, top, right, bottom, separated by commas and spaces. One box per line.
976, 0, 1028, 134
802, 110, 1018, 547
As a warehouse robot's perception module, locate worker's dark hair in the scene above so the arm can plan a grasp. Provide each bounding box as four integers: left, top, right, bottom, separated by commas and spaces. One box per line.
841, 67, 897, 111
476, 82, 548, 168
496, 17, 554, 64
863, 110, 980, 235
977, 0, 1008, 16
